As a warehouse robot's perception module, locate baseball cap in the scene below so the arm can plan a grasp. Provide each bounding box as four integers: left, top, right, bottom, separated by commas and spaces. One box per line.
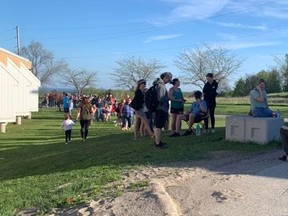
137, 79, 146, 85
161, 72, 173, 81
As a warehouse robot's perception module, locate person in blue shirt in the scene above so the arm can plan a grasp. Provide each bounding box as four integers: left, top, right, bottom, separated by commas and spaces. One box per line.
63, 92, 70, 114
171, 91, 207, 137
121, 98, 134, 130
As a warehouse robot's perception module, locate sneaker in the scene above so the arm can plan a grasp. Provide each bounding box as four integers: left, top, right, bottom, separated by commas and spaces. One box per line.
169, 132, 180, 137
279, 155, 287, 161
210, 129, 215, 133
155, 142, 168, 148
202, 129, 209, 134
65, 142, 68, 145
182, 129, 192, 136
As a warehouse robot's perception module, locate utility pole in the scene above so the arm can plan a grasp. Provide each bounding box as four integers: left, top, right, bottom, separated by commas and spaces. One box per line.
16, 26, 20, 55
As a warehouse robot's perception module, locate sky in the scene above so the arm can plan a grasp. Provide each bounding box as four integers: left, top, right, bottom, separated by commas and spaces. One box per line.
1, 0, 288, 92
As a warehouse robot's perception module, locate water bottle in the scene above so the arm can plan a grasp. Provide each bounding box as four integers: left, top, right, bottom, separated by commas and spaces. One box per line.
276, 109, 281, 118
196, 123, 201, 136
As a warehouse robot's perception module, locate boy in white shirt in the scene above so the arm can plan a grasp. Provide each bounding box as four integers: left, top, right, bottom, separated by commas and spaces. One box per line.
61, 114, 75, 144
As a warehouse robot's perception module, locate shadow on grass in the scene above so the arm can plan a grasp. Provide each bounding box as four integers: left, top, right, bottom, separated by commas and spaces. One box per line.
0, 125, 283, 181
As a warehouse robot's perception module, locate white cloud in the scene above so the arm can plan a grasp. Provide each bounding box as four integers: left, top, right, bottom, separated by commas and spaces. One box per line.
224, 40, 282, 50
214, 21, 267, 30
226, 0, 288, 20
143, 34, 182, 43
151, 0, 288, 26
150, 0, 230, 25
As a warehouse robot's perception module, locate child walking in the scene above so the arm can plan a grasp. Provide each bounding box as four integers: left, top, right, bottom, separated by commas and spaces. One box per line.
121, 98, 134, 130
61, 113, 75, 144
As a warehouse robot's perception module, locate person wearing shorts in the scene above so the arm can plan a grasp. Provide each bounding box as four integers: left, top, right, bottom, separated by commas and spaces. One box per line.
168, 78, 185, 137
153, 72, 173, 148
130, 79, 154, 140
172, 91, 207, 137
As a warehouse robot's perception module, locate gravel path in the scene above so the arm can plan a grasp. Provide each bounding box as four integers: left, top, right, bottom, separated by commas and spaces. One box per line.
43, 149, 288, 216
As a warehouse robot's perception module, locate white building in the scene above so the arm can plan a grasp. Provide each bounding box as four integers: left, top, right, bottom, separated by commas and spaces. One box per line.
0, 48, 41, 133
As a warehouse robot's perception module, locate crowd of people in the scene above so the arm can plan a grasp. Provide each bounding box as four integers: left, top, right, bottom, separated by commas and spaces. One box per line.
49, 74, 288, 160
54, 72, 219, 149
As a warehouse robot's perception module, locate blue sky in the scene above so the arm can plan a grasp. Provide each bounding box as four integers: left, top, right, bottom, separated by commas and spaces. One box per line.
1, 0, 288, 91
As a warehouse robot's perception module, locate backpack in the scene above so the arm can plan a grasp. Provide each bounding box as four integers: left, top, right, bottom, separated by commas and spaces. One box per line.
144, 84, 159, 112
81, 105, 92, 120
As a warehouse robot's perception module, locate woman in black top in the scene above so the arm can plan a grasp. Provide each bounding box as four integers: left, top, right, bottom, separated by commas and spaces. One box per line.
130, 79, 154, 140
203, 73, 218, 133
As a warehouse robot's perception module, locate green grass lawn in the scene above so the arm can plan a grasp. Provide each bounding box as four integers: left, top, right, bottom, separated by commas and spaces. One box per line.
0, 107, 282, 215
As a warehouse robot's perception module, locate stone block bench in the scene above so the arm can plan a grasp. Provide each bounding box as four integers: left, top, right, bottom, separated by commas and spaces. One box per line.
225, 115, 284, 144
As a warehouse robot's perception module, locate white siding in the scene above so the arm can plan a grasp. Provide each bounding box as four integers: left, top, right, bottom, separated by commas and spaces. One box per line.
0, 48, 41, 125
19, 62, 40, 112
0, 62, 18, 122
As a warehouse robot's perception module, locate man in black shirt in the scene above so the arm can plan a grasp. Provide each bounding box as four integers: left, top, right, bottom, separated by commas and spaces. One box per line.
203, 73, 218, 133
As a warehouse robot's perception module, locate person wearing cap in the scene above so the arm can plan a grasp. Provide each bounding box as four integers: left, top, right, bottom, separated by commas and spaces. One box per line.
153, 72, 173, 148
203, 73, 218, 133
249, 79, 273, 117
130, 79, 154, 140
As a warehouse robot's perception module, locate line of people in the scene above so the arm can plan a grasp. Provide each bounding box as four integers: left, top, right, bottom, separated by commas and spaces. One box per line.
59, 72, 219, 148
129, 72, 218, 148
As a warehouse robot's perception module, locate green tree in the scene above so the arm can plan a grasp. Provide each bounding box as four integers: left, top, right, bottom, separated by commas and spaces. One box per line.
233, 78, 246, 96
266, 69, 281, 93
233, 70, 281, 96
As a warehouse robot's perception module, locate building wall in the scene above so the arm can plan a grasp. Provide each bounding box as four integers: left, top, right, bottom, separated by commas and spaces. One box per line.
0, 48, 40, 125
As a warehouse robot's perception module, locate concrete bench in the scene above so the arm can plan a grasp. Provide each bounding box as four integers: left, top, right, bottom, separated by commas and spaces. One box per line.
225, 115, 284, 144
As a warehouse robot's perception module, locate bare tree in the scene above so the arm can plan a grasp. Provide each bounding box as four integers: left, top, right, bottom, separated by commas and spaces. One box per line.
61, 68, 97, 95
111, 56, 165, 91
21, 41, 68, 84
174, 43, 243, 89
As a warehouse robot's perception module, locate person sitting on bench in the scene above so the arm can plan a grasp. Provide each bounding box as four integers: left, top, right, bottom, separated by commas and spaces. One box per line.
170, 91, 207, 137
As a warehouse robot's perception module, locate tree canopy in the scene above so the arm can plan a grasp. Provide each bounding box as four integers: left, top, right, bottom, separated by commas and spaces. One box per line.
175, 43, 243, 90
20, 41, 67, 84
110, 56, 165, 91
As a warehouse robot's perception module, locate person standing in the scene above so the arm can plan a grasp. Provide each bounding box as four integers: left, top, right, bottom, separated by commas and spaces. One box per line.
130, 79, 154, 140
168, 78, 185, 137
63, 92, 70, 114
121, 98, 134, 130
69, 96, 74, 116
203, 73, 218, 133
76, 96, 96, 141
154, 72, 172, 148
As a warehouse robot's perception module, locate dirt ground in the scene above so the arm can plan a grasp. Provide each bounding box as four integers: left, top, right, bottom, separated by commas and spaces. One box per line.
20, 149, 288, 216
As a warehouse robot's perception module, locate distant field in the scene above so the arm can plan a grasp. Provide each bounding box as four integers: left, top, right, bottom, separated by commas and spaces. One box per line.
217, 96, 288, 105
